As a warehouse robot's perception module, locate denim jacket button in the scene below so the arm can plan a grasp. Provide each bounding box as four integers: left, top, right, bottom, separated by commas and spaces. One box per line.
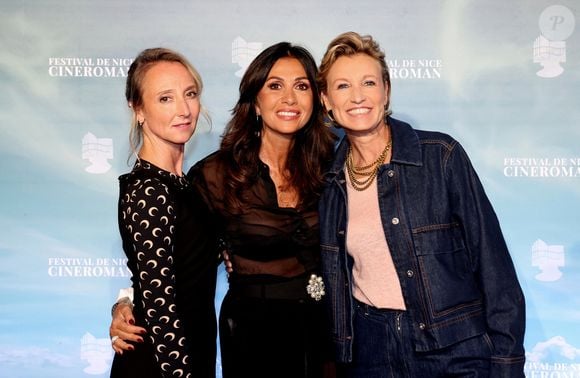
391, 217, 399, 225
406, 270, 414, 278
387, 170, 395, 177
419, 322, 426, 330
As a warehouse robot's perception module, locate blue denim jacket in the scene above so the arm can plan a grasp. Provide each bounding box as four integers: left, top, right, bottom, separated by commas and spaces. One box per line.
319, 117, 525, 377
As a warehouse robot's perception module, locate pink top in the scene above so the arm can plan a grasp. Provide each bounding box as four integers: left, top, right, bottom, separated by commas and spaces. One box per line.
346, 173, 406, 310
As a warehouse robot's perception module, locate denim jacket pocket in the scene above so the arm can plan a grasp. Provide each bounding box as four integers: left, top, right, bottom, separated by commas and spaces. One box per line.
412, 224, 482, 318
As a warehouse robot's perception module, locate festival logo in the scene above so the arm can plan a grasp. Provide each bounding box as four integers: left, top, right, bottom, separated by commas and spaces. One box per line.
82, 132, 113, 174
80, 332, 113, 375
232, 36, 263, 77
533, 5, 575, 78
48, 257, 131, 278
48, 57, 131, 78
503, 157, 580, 178
532, 239, 565, 282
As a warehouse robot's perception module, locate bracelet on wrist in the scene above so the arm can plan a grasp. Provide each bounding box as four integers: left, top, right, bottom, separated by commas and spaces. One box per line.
111, 297, 133, 317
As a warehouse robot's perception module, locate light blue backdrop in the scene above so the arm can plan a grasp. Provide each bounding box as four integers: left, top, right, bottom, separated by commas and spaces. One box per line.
1, 1, 578, 376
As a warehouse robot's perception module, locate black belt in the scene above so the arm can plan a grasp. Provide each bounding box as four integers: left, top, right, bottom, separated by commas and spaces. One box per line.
230, 275, 311, 301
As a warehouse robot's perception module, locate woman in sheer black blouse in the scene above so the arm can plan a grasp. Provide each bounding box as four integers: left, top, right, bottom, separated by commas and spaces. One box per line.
191, 42, 335, 378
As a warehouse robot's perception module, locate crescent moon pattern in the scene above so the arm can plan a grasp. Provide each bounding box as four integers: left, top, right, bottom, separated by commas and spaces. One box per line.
147, 308, 157, 317
154, 297, 166, 306
119, 160, 192, 375
144, 186, 155, 196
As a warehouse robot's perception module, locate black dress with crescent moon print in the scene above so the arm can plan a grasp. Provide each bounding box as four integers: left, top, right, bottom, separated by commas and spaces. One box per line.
111, 160, 219, 378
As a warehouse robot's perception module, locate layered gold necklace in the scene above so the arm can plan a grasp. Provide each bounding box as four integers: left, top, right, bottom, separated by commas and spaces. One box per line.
346, 139, 392, 191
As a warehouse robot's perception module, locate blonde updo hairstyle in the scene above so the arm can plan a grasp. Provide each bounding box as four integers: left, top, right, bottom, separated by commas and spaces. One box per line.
125, 47, 209, 156
318, 31, 392, 117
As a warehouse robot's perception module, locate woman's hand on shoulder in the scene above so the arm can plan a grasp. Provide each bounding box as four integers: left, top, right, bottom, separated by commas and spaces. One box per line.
109, 302, 147, 354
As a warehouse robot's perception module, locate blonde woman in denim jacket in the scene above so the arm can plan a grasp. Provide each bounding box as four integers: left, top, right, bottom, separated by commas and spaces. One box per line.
316, 32, 525, 378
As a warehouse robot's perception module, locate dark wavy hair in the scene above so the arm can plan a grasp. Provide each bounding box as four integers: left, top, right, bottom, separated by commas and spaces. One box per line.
219, 42, 336, 210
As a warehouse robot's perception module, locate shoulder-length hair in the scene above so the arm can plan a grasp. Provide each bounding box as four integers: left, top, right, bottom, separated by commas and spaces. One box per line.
219, 42, 335, 210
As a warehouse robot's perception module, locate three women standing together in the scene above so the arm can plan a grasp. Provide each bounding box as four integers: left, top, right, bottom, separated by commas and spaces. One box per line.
110, 32, 525, 378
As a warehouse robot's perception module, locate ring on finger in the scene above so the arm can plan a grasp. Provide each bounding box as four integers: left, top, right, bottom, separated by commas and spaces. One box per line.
111, 335, 120, 345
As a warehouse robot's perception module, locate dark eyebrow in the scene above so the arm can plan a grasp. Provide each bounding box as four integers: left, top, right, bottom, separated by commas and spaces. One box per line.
265, 76, 309, 82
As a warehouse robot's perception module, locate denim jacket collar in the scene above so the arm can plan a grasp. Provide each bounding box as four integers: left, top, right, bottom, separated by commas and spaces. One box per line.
326, 116, 423, 182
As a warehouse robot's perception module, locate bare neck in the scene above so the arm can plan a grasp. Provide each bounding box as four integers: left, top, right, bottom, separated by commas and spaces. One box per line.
138, 142, 185, 176
258, 132, 293, 174
346, 122, 392, 166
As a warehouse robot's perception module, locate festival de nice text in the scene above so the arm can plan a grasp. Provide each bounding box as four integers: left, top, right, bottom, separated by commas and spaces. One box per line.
504, 158, 580, 178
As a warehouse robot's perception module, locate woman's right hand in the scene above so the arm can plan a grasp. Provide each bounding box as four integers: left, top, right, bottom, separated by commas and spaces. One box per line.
109, 302, 147, 354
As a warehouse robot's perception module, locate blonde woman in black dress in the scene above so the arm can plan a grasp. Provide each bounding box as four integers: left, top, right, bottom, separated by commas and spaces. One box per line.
109, 48, 219, 378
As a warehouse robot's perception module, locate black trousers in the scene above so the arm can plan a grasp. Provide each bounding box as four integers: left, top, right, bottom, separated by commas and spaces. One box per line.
219, 280, 334, 378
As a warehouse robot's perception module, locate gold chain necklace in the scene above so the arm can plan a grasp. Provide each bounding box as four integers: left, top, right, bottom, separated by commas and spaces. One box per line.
346, 139, 392, 191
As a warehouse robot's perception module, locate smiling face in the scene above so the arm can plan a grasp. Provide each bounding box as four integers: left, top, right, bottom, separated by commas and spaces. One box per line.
255, 57, 314, 139
136, 61, 200, 148
321, 53, 389, 134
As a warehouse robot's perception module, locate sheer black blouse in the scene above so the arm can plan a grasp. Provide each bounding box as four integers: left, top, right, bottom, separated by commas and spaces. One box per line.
188, 152, 320, 279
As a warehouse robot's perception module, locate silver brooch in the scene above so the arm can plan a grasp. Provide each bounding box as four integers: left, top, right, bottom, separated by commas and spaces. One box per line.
306, 274, 325, 301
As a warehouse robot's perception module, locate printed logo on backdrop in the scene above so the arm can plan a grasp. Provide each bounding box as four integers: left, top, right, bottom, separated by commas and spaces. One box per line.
503, 157, 580, 178
532, 239, 565, 282
48, 57, 132, 78
82, 132, 113, 174
388, 59, 442, 80
232, 37, 263, 77
533, 5, 576, 78
81, 333, 113, 375
525, 336, 580, 376
48, 257, 131, 277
